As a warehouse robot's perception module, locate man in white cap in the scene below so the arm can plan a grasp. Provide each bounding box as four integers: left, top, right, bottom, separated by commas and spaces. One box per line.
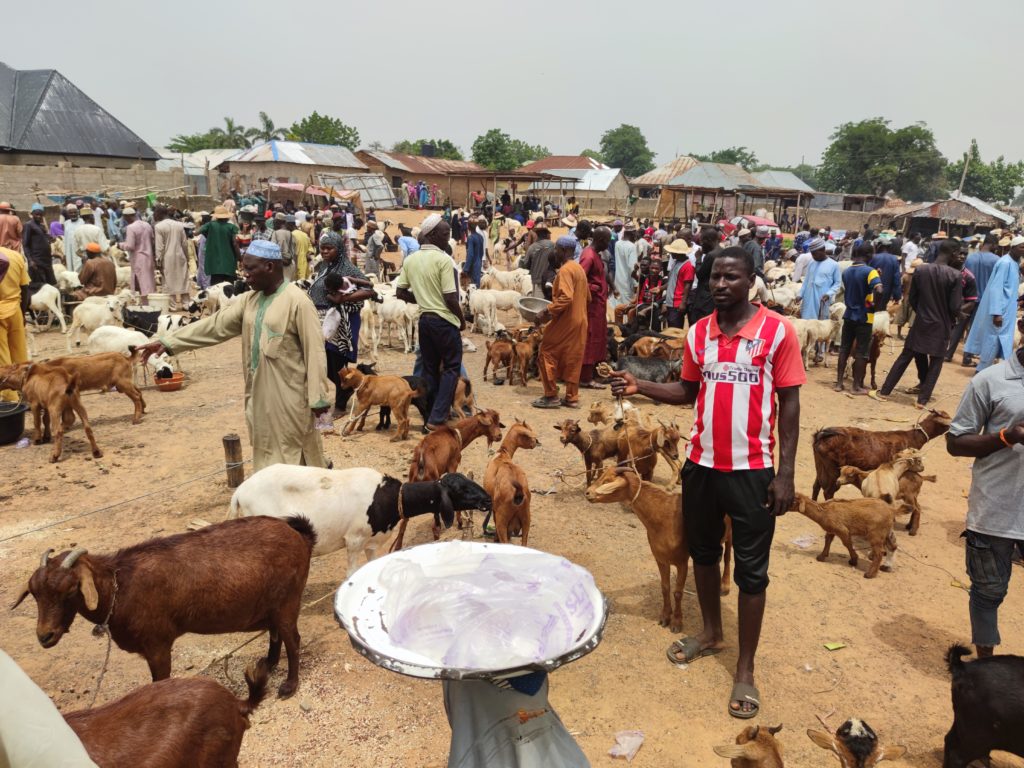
359, 220, 384, 280
136, 239, 332, 470
797, 236, 841, 363
73, 205, 110, 265
121, 207, 155, 305
62, 204, 84, 270
964, 235, 1024, 371
396, 214, 465, 428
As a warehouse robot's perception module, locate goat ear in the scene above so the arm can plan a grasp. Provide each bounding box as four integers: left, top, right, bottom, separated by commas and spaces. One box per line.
806, 730, 840, 754
498, 422, 507, 429
591, 482, 620, 495
713, 744, 758, 760
76, 562, 99, 611
874, 745, 908, 764
656, 430, 666, 448
768, 724, 783, 736
10, 583, 30, 610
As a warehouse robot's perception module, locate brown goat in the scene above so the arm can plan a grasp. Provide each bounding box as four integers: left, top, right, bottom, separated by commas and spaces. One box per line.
0, 362, 102, 463
512, 333, 540, 387
395, 410, 505, 548
484, 337, 516, 383
837, 450, 934, 536
616, 420, 683, 481
12, 516, 316, 698
555, 418, 622, 485
338, 367, 414, 441
790, 493, 901, 578
65, 660, 269, 768
812, 410, 950, 500
807, 719, 906, 767
848, 330, 886, 390
484, 420, 539, 545
585, 466, 732, 632
46, 352, 147, 424
714, 724, 785, 767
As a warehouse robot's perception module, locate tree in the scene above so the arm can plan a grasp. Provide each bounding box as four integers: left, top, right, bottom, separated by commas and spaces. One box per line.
817, 118, 947, 200
599, 125, 655, 177
580, 148, 605, 163
287, 112, 360, 148
693, 146, 759, 171
207, 117, 252, 149
471, 129, 549, 171
391, 138, 464, 160
366, 140, 386, 151
167, 131, 219, 153
945, 140, 1024, 203
246, 112, 284, 144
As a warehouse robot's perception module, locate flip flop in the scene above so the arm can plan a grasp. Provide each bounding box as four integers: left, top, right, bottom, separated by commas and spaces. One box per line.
666, 637, 724, 667
729, 681, 761, 719
560, 399, 581, 409
531, 398, 561, 409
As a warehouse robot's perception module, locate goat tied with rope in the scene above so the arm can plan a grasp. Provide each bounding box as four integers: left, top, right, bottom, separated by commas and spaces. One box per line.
484, 420, 540, 545
338, 367, 415, 441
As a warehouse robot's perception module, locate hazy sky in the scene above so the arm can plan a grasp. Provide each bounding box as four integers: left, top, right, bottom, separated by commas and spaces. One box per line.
6, 0, 1022, 168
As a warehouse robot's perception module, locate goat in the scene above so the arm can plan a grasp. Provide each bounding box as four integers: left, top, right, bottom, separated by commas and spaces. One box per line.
512, 331, 541, 386
44, 352, 146, 424
377, 295, 415, 352
484, 420, 539, 545
11, 516, 316, 698
338, 367, 414, 441
56, 269, 82, 293
791, 317, 840, 368
29, 284, 66, 333
463, 285, 499, 335
66, 299, 120, 350
556, 418, 622, 485
86, 325, 148, 355
837, 450, 932, 535
616, 421, 683, 481
65, 661, 269, 768
812, 410, 951, 500
359, 299, 383, 363
585, 466, 732, 631
981, 753, 1024, 768
587, 399, 642, 427
0, 362, 102, 462
613, 354, 682, 384
229, 466, 490, 576
790, 493, 902, 578
807, 719, 906, 767
944, 644, 1024, 768
714, 724, 785, 767
484, 334, 516, 384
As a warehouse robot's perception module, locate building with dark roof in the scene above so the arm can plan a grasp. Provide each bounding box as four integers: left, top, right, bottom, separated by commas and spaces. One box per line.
0, 61, 159, 167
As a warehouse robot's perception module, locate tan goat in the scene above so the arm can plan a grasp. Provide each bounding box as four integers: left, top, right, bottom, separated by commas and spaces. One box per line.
616, 420, 683, 481
484, 420, 539, 545
46, 352, 147, 424
714, 724, 785, 767
837, 450, 934, 535
555, 418, 622, 485
0, 362, 102, 463
483, 336, 515, 383
338, 367, 414, 441
790, 493, 902, 578
585, 466, 732, 633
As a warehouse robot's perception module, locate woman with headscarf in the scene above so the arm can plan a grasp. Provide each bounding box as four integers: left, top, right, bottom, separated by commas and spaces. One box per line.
309, 231, 375, 413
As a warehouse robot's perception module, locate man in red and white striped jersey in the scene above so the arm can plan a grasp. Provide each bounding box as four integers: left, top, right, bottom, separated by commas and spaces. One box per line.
611, 245, 803, 719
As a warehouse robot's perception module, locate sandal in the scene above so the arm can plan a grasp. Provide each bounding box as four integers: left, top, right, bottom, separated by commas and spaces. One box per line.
666, 637, 724, 667
729, 681, 761, 719
560, 399, 580, 409
531, 397, 561, 409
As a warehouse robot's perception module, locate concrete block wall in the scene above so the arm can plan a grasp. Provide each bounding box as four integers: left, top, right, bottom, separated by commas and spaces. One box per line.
0, 164, 186, 209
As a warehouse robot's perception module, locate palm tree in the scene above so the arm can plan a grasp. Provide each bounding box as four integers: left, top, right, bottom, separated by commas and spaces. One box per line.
167, 132, 215, 153
208, 117, 251, 149
246, 112, 283, 145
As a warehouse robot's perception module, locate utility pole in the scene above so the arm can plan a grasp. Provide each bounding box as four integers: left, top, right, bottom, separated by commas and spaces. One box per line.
957, 141, 973, 194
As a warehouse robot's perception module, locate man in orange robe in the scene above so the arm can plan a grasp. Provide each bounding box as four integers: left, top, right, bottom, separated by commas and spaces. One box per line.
532, 236, 589, 409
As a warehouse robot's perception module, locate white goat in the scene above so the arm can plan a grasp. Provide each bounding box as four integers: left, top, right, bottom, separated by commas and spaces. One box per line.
28, 284, 66, 332
56, 270, 82, 293
464, 286, 498, 335
66, 300, 120, 350
378, 295, 413, 353
792, 317, 841, 368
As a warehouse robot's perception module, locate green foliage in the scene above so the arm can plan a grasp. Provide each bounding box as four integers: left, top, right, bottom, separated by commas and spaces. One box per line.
945, 140, 1024, 203
366, 140, 386, 151
287, 112, 360, 149
471, 129, 549, 171
693, 146, 759, 171
599, 125, 655, 177
204, 117, 253, 149
391, 138, 464, 160
817, 118, 947, 200
246, 112, 283, 144
166, 132, 219, 153
581, 148, 605, 163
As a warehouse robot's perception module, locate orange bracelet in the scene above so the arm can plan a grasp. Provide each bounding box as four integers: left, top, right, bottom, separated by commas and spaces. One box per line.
1000, 428, 1013, 448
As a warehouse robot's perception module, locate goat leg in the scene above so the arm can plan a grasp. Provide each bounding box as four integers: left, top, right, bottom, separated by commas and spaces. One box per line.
145, 644, 173, 681
840, 534, 859, 567
864, 545, 883, 578
656, 560, 673, 629
70, 392, 102, 459
266, 629, 282, 669
817, 533, 836, 562
907, 504, 921, 535
276, 623, 301, 698
672, 561, 687, 634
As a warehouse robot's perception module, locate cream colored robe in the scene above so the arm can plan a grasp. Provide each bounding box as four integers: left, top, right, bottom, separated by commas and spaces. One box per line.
155, 218, 190, 296
161, 283, 331, 470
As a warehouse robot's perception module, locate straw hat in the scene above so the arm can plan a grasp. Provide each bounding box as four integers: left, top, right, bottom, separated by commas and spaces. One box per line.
0, 202, 11, 212
561, 215, 578, 227
80, 205, 94, 216
906, 257, 923, 274
664, 239, 691, 255
998, 236, 1011, 247
737, 228, 751, 237
212, 205, 231, 220
122, 207, 137, 216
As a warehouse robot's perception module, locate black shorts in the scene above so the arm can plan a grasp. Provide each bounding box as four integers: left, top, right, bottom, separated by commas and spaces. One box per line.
840, 319, 872, 359
682, 460, 775, 594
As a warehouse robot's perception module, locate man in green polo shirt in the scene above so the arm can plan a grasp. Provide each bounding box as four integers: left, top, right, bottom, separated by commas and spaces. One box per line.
198, 205, 241, 285
396, 214, 465, 428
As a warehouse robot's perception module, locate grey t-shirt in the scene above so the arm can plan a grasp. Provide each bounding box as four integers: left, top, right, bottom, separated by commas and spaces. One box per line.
949, 352, 1024, 539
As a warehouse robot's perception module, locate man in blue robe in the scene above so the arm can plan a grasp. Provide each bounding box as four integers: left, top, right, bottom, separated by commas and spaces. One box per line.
964, 237, 1023, 371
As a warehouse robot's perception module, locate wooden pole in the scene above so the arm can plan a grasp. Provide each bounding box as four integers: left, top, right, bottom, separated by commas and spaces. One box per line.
223, 434, 244, 488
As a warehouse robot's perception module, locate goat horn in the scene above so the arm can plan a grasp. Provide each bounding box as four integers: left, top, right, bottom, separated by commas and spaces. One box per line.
60, 547, 88, 569
40, 548, 54, 568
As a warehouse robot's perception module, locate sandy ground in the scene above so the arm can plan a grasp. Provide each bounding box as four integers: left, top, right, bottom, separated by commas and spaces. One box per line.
3, 216, 1022, 767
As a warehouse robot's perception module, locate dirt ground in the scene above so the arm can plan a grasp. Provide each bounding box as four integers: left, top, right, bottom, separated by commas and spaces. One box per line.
3, 214, 1021, 767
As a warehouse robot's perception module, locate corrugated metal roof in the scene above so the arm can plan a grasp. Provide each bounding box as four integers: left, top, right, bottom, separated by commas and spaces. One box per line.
950, 190, 1015, 225
317, 173, 398, 209
668, 162, 765, 190
518, 155, 609, 172
363, 150, 484, 176
753, 169, 815, 193
630, 156, 698, 187
525, 168, 625, 193
0, 61, 159, 160
227, 140, 366, 169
